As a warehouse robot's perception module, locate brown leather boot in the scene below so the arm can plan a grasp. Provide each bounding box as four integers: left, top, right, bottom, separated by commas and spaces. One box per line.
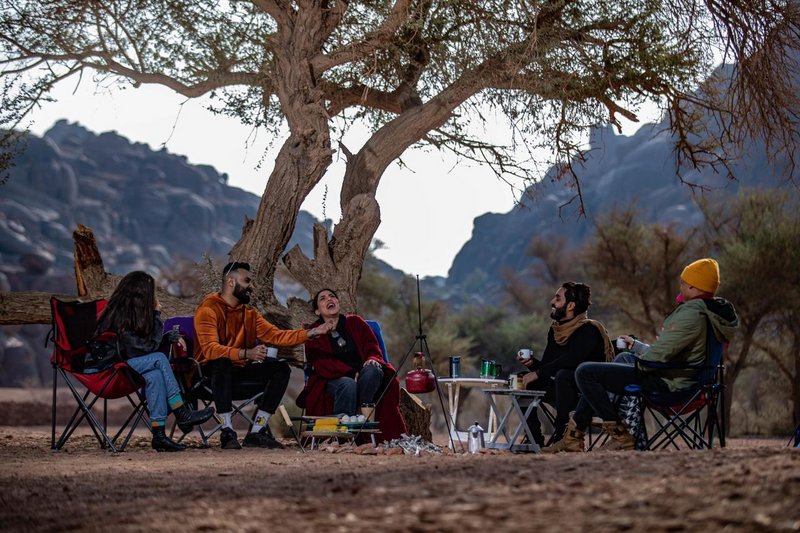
541, 418, 585, 453
600, 421, 636, 451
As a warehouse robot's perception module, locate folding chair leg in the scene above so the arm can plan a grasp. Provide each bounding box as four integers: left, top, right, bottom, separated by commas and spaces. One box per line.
51, 366, 58, 450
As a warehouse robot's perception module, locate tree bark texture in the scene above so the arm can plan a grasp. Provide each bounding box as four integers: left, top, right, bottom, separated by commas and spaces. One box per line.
399, 388, 433, 442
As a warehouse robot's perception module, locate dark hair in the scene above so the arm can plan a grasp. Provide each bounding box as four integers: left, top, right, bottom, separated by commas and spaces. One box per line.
222, 261, 251, 281
562, 281, 591, 315
311, 288, 338, 311
96, 271, 156, 337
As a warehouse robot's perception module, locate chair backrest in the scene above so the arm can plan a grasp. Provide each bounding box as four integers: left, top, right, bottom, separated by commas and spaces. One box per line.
162, 315, 196, 356
50, 297, 144, 398
49, 297, 107, 371
365, 320, 390, 363
698, 318, 725, 386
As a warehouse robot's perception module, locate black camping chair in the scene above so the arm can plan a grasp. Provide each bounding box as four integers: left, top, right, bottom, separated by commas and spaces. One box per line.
164, 316, 266, 446
624, 319, 727, 450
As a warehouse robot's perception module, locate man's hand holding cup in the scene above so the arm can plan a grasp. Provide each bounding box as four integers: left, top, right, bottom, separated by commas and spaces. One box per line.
616, 335, 634, 350
517, 348, 534, 368
242, 344, 267, 363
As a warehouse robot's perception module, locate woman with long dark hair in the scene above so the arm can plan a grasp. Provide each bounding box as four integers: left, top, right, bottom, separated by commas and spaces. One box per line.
96, 271, 214, 451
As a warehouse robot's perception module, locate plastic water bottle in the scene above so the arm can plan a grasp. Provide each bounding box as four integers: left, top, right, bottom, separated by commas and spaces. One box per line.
169, 324, 181, 358
467, 421, 485, 454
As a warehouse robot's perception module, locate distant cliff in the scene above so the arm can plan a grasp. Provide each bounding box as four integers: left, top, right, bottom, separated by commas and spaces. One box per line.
447, 122, 783, 301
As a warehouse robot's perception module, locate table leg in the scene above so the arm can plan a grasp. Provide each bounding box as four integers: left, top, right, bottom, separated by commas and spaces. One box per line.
510, 397, 541, 453
485, 395, 514, 447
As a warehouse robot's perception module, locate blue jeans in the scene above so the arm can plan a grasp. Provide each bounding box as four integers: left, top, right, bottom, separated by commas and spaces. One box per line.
325, 365, 384, 415
126, 352, 181, 424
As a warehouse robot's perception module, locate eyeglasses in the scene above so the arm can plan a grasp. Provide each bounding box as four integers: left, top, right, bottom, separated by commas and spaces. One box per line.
223, 261, 251, 279
330, 330, 346, 348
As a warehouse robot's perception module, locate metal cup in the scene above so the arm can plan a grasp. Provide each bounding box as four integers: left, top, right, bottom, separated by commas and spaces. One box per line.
449, 356, 461, 378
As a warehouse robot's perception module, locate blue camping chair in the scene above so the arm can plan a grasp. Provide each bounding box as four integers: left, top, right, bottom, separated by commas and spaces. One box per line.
365, 320, 390, 363
623, 319, 726, 450
291, 319, 390, 449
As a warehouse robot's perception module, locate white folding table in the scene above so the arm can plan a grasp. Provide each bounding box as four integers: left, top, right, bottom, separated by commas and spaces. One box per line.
437, 377, 508, 449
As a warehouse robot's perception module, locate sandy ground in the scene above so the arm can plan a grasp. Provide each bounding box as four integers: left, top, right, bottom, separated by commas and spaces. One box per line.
1, 388, 798, 532
0, 425, 798, 533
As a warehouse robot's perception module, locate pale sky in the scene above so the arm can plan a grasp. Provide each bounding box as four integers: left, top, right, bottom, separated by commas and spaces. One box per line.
25, 79, 653, 278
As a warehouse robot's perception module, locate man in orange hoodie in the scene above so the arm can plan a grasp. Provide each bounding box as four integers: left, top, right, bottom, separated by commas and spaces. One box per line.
194, 262, 334, 449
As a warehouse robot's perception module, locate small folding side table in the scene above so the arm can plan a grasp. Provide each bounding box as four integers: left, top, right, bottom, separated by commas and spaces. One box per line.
481, 388, 546, 453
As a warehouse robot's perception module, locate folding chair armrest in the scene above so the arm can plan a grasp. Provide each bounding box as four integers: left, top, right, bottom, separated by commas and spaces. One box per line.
632, 356, 711, 372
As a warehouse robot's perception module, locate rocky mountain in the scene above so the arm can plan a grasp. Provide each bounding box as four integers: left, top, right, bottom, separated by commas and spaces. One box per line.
1, 120, 321, 280
446, 121, 785, 302
0, 121, 324, 386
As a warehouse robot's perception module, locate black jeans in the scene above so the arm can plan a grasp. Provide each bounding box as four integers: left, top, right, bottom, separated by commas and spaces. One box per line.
204, 358, 291, 414
572, 361, 670, 431
525, 368, 580, 444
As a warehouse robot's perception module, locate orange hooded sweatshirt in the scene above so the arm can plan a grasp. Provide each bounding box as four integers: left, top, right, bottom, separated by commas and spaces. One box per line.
193, 293, 309, 366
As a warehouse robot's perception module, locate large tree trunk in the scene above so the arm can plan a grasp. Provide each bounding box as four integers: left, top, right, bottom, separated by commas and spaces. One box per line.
227, 11, 335, 324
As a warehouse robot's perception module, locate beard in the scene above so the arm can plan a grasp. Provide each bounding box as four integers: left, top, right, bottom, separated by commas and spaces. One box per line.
550, 303, 567, 321
233, 282, 252, 304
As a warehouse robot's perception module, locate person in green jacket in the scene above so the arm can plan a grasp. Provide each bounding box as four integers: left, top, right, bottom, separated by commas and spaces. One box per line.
543, 258, 739, 453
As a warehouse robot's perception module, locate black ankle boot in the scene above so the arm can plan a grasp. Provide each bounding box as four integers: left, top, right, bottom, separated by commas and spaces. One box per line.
174, 404, 215, 433
152, 426, 186, 452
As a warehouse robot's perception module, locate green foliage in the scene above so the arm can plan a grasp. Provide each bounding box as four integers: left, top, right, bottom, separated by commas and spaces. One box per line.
586, 206, 703, 338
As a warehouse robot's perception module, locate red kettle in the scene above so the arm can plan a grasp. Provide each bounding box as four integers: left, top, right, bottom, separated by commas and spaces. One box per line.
405, 352, 436, 394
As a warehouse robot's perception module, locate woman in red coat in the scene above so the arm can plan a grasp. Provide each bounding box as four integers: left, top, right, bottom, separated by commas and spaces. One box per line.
298, 289, 406, 441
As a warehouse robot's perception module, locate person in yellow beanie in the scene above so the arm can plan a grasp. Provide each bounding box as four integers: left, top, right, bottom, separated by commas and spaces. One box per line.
543, 258, 738, 453
680, 258, 720, 295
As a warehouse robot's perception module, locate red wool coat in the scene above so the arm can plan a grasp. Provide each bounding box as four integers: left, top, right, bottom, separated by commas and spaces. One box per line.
297, 315, 406, 442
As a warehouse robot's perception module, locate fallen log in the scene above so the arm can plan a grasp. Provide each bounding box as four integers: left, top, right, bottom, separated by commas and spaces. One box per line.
1, 224, 195, 325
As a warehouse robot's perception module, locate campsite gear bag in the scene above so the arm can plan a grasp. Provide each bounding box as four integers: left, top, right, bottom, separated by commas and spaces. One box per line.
84, 331, 124, 374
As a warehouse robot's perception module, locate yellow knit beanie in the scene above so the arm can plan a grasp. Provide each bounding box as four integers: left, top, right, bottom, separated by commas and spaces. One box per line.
681, 258, 720, 294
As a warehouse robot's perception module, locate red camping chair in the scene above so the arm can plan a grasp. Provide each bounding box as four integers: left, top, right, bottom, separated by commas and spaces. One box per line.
49, 297, 147, 452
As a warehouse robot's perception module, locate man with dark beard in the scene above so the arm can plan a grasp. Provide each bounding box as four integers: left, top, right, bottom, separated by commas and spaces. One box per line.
517, 282, 615, 445
194, 262, 333, 449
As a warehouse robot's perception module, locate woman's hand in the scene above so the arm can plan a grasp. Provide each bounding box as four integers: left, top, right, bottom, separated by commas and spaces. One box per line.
522, 371, 538, 386
363, 359, 382, 369
177, 337, 187, 351
155, 298, 162, 312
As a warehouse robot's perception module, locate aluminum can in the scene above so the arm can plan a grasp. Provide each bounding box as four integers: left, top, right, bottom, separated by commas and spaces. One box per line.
449, 356, 461, 378
480, 359, 491, 378
517, 372, 527, 390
